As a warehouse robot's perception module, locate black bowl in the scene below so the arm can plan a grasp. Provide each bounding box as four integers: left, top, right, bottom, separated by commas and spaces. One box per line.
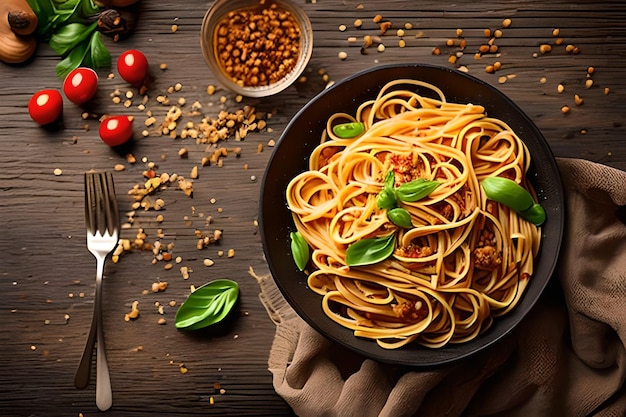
259, 63, 564, 367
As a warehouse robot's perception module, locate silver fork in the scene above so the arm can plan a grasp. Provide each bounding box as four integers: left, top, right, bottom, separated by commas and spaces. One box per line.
74, 171, 119, 411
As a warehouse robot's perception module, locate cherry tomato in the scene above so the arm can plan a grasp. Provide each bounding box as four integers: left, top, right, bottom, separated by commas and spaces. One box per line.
63, 67, 98, 105
117, 49, 148, 86
99, 115, 135, 147
28, 89, 63, 125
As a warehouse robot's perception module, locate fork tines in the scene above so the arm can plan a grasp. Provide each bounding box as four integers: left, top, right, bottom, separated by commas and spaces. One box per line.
85, 172, 120, 236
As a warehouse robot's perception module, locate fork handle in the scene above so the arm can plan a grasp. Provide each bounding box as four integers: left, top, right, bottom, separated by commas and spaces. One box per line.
96, 324, 112, 411
94, 263, 113, 411
74, 304, 97, 389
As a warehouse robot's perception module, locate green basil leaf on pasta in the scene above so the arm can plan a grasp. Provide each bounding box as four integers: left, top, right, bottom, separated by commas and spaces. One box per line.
384, 170, 395, 189
346, 233, 396, 266
480, 176, 534, 213
175, 279, 239, 330
388, 207, 412, 228
519, 203, 546, 226
396, 179, 440, 202
332, 122, 365, 139
376, 171, 398, 210
290, 231, 310, 271
376, 187, 397, 210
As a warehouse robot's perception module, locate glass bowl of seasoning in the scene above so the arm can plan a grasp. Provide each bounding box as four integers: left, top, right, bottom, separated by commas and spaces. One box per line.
201, 0, 313, 97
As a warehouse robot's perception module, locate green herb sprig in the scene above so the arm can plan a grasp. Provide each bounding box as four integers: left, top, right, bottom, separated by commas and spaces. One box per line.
27, 0, 112, 78
376, 171, 439, 228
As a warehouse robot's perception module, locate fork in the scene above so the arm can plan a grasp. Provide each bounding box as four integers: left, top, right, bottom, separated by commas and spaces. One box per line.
74, 171, 119, 411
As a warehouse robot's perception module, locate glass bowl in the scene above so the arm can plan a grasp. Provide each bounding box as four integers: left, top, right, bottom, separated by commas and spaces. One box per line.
200, 0, 313, 97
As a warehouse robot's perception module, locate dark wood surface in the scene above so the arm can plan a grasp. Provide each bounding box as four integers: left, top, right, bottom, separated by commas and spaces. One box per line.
1, 1, 625, 416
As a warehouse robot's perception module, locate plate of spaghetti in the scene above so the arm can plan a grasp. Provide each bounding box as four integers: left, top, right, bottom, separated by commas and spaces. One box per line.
259, 63, 564, 367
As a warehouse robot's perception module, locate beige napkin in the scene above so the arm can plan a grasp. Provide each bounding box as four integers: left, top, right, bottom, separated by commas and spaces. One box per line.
255, 157, 626, 417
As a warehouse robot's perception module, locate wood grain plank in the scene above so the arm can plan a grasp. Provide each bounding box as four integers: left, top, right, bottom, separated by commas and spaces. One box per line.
1, 1, 625, 416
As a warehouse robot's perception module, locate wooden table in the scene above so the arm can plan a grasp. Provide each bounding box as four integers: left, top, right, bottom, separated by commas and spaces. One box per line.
1, 1, 625, 416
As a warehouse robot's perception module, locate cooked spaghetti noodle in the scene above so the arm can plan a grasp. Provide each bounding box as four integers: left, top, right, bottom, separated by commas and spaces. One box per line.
286, 79, 542, 349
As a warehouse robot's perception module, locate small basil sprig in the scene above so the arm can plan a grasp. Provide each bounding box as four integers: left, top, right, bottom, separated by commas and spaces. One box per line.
376, 171, 439, 228
332, 122, 365, 139
175, 279, 239, 330
290, 231, 310, 271
27, 0, 113, 78
480, 176, 546, 225
345, 233, 396, 266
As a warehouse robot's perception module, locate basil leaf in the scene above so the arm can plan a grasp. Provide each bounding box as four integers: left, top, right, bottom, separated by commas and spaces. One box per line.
376, 187, 397, 210
376, 171, 397, 210
27, 0, 59, 39
175, 279, 240, 330
519, 203, 546, 226
396, 179, 440, 202
290, 231, 310, 271
332, 122, 365, 139
87, 31, 111, 69
346, 233, 395, 266
49, 22, 95, 56
480, 176, 534, 213
54, 0, 98, 25
384, 170, 395, 189
55, 37, 90, 78
388, 207, 412, 228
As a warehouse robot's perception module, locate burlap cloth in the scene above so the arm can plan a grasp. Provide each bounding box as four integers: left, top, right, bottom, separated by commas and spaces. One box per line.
254, 157, 626, 417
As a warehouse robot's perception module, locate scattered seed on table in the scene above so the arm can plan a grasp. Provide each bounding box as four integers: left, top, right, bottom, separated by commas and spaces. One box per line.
339, 24, 346, 31
338, 51, 348, 60
53, 168, 62, 176
574, 94, 584, 106
539, 44, 552, 54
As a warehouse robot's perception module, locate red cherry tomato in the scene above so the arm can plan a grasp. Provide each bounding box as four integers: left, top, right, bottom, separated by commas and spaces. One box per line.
28, 89, 63, 125
117, 49, 148, 86
63, 67, 98, 105
99, 115, 135, 147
